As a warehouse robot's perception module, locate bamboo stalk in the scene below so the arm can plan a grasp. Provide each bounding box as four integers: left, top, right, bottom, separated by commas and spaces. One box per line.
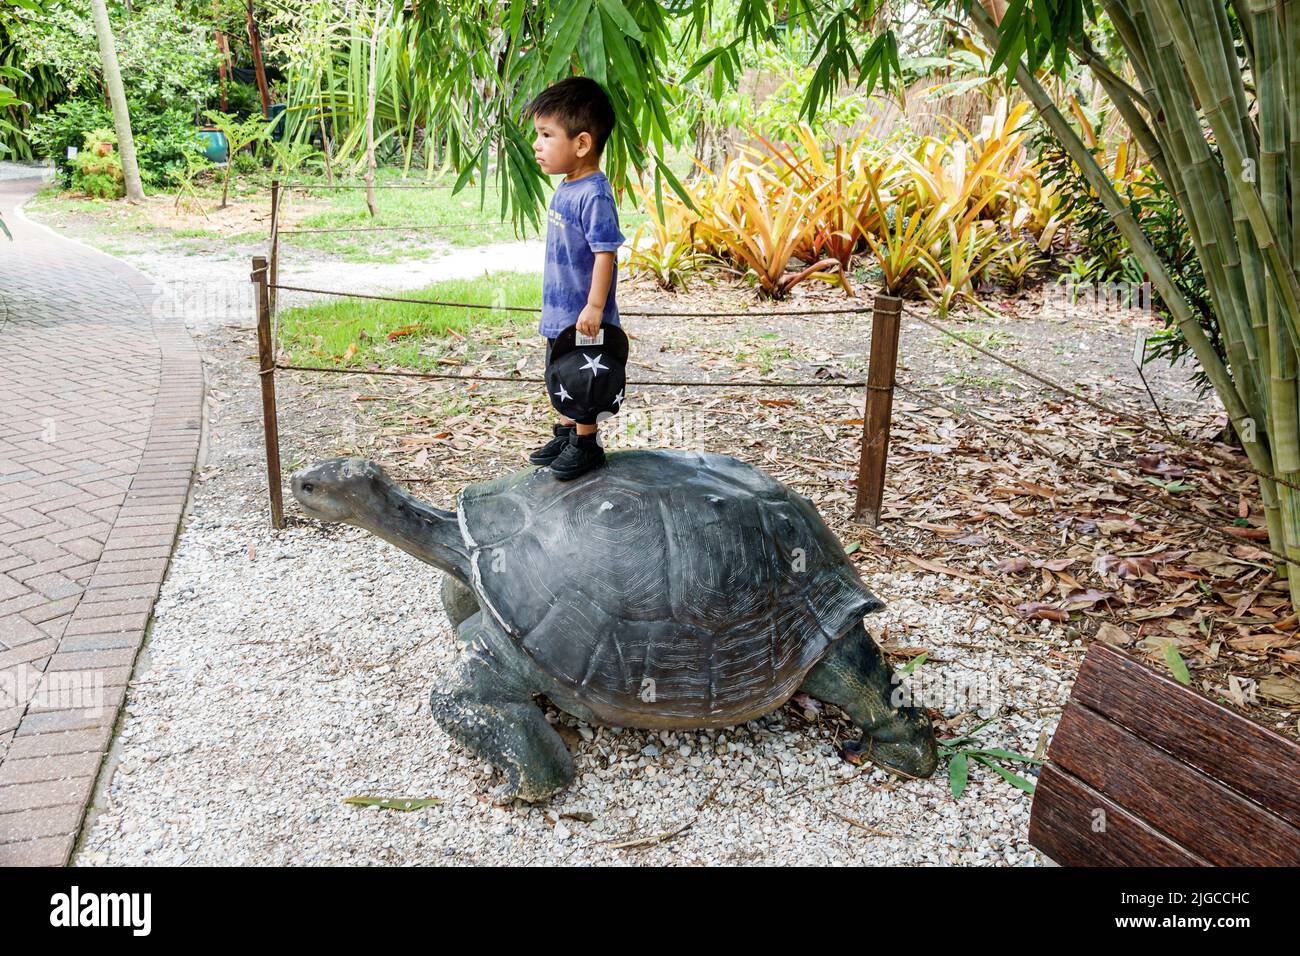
1136, 0, 1268, 414
965, 2, 1275, 486
364, 0, 381, 216
1151, 0, 1300, 350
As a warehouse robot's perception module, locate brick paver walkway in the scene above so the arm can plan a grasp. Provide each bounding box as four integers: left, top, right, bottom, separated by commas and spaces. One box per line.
0, 178, 203, 865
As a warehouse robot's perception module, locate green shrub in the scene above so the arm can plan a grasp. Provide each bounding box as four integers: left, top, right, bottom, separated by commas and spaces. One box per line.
31, 100, 209, 189
134, 109, 207, 188
28, 99, 111, 185
224, 80, 262, 120
71, 128, 124, 200
232, 147, 261, 176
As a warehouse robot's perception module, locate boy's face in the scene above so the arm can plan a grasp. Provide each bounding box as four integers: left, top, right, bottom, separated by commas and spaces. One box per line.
532, 115, 594, 175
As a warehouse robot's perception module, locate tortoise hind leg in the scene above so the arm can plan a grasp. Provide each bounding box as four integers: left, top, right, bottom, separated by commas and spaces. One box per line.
799, 621, 938, 778
430, 617, 574, 803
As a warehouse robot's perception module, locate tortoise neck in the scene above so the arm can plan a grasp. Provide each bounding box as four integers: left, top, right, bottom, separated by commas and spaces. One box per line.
357, 482, 471, 583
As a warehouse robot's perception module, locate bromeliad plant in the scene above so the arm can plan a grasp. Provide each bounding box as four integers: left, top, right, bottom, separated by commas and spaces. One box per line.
754, 122, 897, 271
695, 158, 854, 299
993, 237, 1044, 290
920, 219, 1002, 316
855, 165, 948, 297
626, 180, 714, 291
1005, 164, 1070, 253
622, 94, 1074, 308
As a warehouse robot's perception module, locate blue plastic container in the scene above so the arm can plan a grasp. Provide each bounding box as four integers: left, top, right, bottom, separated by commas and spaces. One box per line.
197, 127, 229, 164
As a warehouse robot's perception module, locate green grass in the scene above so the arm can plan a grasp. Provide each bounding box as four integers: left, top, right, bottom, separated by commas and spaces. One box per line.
733, 333, 795, 374
26, 148, 683, 265
173, 227, 220, 239
941, 368, 1010, 390
938, 327, 1015, 354
277, 270, 542, 370
266, 164, 652, 260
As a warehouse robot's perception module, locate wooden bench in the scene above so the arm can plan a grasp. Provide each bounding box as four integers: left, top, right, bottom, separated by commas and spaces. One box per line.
1029, 641, 1300, 866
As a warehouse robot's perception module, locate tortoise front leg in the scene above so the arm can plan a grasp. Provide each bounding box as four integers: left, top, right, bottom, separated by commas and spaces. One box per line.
430, 615, 575, 803
799, 621, 939, 778
439, 572, 480, 630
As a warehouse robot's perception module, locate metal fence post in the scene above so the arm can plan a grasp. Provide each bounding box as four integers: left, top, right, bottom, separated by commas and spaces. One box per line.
855, 294, 902, 525
252, 255, 285, 529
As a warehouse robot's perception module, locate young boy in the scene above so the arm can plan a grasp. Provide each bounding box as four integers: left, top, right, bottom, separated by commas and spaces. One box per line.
524, 76, 625, 480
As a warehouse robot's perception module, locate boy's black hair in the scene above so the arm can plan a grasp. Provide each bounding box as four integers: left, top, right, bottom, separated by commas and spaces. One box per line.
525, 76, 616, 157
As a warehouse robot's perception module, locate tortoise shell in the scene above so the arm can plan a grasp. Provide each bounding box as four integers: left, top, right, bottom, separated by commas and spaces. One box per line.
456, 449, 882, 725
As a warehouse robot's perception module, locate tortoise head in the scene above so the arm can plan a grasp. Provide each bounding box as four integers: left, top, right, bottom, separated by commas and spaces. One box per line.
291, 457, 394, 525
291, 457, 472, 580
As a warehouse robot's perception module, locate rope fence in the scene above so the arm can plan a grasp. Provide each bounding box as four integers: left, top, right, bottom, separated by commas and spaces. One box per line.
250, 254, 900, 528
271, 362, 869, 389
266, 280, 885, 319
277, 223, 520, 235
261, 266, 1287, 489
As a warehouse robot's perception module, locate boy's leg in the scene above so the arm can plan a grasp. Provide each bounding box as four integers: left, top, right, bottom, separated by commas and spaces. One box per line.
550, 419, 604, 479
530, 336, 576, 464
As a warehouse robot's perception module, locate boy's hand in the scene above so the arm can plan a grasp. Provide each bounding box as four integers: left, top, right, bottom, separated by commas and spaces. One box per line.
576, 303, 604, 337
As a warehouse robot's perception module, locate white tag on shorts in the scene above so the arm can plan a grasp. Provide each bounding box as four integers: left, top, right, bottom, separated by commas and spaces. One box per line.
575, 329, 605, 347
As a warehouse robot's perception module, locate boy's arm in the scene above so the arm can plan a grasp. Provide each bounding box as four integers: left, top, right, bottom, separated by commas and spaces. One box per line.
576, 251, 616, 336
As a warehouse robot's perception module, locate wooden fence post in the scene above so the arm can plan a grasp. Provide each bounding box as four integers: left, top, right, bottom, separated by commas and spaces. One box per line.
268, 178, 280, 317
252, 255, 285, 529
855, 294, 902, 525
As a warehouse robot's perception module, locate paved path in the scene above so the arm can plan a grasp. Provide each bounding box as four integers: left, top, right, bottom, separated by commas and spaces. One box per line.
0, 179, 203, 865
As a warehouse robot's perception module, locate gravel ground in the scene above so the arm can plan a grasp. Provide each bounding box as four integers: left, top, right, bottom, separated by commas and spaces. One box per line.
26, 207, 1090, 866
74, 519, 1060, 866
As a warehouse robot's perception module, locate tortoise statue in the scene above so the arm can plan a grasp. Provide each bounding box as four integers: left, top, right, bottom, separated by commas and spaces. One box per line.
291, 450, 938, 802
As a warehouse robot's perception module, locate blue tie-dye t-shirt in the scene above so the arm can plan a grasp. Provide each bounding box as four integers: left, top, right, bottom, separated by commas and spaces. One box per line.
540, 171, 625, 337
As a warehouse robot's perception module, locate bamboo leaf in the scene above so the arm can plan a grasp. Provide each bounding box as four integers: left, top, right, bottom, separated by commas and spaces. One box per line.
544, 0, 594, 81
680, 45, 728, 85
1163, 640, 1192, 685
582, 7, 608, 86
990, 0, 1029, 74
596, 0, 644, 42
972, 756, 1037, 794
653, 153, 698, 214
601, 12, 645, 102
950, 751, 969, 799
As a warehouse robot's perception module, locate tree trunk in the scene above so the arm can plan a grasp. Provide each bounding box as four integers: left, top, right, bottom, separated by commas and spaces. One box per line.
364, 1, 381, 217
89, 0, 144, 203
214, 0, 229, 113
246, 0, 270, 117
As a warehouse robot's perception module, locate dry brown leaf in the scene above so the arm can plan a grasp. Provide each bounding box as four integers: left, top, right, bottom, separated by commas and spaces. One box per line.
1257, 674, 1300, 706
1096, 622, 1134, 646
906, 556, 980, 581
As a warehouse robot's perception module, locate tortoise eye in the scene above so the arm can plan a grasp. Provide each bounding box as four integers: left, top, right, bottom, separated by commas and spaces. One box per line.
302, 482, 314, 493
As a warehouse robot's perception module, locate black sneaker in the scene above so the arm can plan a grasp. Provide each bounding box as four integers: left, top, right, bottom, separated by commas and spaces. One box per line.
529, 423, 575, 465
550, 432, 606, 481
